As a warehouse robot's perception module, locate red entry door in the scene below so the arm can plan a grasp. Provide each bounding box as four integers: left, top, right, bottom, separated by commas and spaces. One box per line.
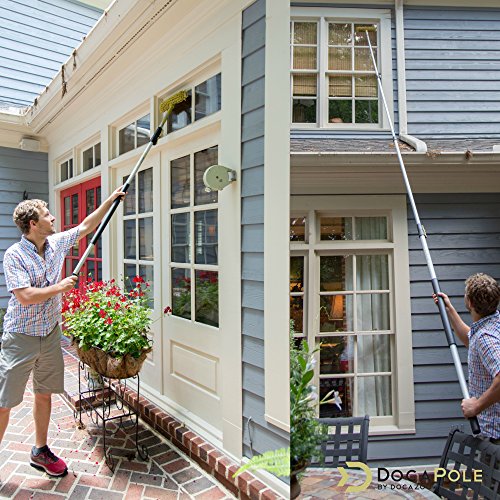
60, 177, 102, 281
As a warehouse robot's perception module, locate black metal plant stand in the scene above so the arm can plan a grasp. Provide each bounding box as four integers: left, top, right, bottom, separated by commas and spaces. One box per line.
74, 361, 149, 471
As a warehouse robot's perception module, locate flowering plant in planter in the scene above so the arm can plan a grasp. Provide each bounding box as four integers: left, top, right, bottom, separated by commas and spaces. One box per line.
62, 276, 153, 378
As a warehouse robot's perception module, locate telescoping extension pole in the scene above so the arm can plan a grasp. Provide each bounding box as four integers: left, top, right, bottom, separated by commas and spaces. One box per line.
359, 26, 480, 435
72, 90, 188, 278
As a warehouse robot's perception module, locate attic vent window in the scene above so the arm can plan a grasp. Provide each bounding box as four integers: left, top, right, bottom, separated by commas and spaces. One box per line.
60, 159, 73, 182
118, 114, 151, 155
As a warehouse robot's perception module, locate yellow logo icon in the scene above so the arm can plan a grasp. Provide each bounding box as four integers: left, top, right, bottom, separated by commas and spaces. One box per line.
338, 462, 373, 493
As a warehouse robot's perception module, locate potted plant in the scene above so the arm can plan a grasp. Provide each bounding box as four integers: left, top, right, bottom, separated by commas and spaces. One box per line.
290, 322, 334, 499
62, 276, 153, 379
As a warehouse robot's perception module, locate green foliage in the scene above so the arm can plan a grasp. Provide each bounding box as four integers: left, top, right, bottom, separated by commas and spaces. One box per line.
0, 308, 5, 334
62, 277, 152, 358
290, 320, 329, 468
233, 448, 291, 478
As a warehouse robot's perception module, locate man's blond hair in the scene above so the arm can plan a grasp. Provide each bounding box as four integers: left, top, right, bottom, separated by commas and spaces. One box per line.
465, 273, 500, 317
13, 199, 48, 235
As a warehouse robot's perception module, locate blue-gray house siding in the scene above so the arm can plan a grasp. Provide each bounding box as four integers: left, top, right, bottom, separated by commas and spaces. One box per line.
0, 147, 49, 311
0, 0, 102, 107
241, 0, 289, 459
368, 193, 500, 466
404, 7, 500, 138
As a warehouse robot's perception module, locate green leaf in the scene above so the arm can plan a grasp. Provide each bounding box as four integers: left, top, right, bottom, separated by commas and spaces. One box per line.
233, 448, 290, 478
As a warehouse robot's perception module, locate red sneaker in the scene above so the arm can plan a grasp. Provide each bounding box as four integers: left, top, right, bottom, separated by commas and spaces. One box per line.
30, 446, 68, 477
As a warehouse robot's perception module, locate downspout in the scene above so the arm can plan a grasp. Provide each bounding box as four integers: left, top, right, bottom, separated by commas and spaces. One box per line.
395, 0, 427, 152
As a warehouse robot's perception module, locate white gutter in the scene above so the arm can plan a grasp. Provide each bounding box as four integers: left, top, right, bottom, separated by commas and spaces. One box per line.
395, 0, 427, 153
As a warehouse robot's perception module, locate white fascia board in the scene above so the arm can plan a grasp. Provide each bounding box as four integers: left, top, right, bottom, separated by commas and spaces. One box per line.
294, 0, 500, 5
25, 0, 152, 132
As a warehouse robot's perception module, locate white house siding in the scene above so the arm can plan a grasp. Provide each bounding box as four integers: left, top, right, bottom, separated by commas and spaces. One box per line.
0, 146, 49, 309
241, 0, 289, 458
0, 0, 102, 107
404, 7, 500, 139
368, 193, 500, 466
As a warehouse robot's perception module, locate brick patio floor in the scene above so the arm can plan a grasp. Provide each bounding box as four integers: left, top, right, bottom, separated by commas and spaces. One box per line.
0, 378, 235, 499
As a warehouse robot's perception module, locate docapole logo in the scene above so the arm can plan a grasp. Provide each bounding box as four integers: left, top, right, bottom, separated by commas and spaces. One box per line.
337, 462, 372, 493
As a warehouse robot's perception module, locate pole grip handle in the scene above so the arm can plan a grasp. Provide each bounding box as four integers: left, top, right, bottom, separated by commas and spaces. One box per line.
430, 278, 457, 347
469, 416, 481, 435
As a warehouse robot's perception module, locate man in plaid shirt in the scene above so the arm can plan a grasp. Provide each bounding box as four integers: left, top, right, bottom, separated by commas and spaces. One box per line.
0, 187, 124, 476
435, 273, 500, 441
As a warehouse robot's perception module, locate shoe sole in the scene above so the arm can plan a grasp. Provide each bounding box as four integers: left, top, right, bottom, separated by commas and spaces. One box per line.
30, 462, 68, 477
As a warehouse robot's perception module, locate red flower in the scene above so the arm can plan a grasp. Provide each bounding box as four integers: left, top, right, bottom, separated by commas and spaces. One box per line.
114, 303, 120, 310
133, 276, 145, 283
105, 317, 113, 325
164, 306, 172, 315
99, 310, 106, 318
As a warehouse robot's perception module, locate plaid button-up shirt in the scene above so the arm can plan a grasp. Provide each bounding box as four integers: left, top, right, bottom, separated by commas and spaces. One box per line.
2, 227, 80, 336
468, 310, 500, 439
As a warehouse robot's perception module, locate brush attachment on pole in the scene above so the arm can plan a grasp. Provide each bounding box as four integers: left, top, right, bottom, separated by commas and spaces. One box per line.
160, 90, 189, 114
355, 25, 377, 32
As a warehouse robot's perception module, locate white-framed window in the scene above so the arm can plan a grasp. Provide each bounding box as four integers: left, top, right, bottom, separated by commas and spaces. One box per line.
60, 157, 74, 182
118, 114, 151, 156
290, 8, 393, 129
169, 145, 219, 327
159, 73, 221, 135
82, 142, 101, 172
290, 196, 415, 434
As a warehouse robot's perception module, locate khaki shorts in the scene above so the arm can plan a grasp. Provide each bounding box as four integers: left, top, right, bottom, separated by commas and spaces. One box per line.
0, 324, 64, 408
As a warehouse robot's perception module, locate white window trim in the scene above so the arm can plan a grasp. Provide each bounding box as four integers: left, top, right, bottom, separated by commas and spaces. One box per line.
291, 7, 394, 131
291, 195, 415, 435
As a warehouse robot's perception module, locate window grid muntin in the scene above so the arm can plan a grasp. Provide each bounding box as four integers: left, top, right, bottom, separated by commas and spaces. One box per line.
291, 16, 381, 127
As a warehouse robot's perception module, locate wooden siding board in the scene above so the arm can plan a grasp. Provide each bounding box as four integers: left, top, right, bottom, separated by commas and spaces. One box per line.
241, 78, 265, 114
241, 167, 264, 197
242, 253, 264, 282
241, 137, 264, 170
242, 18, 265, 58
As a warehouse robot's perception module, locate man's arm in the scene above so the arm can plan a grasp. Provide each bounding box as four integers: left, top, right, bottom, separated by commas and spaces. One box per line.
462, 373, 500, 418
77, 186, 126, 241
434, 292, 470, 346
13, 276, 78, 306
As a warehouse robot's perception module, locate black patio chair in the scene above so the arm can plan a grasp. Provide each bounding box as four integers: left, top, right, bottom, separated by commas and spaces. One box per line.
310, 415, 370, 467
432, 428, 500, 499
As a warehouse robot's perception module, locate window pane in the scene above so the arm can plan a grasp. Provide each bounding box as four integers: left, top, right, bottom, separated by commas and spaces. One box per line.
358, 335, 391, 373
138, 168, 153, 213
69, 159, 73, 178
172, 268, 191, 320
124, 263, 136, 291
139, 264, 154, 309
355, 100, 378, 124
171, 213, 190, 263
85, 233, 95, 257
329, 75, 352, 97
123, 176, 136, 215
328, 47, 351, 71
356, 255, 389, 290
124, 220, 136, 259
357, 294, 390, 331
290, 296, 303, 333
320, 217, 352, 240
86, 189, 94, 216
358, 375, 392, 416
139, 218, 154, 261
194, 210, 218, 265
167, 90, 192, 133
137, 114, 150, 148
320, 256, 353, 292
95, 143, 101, 166
293, 74, 317, 97
354, 48, 376, 71
171, 155, 190, 208
119, 123, 134, 155
293, 47, 317, 70
355, 75, 377, 97
72, 194, 79, 224
320, 378, 352, 418
83, 147, 93, 172
64, 197, 70, 225
290, 257, 304, 292
319, 336, 354, 374
292, 99, 316, 123
61, 162, 68, 182
355, 216, 387, 240
329, 23, 352, 45
290, 216, 306, 241
320, 295, 353, 332
194, 147, 218, 206
195, 74, 221, 120
195, 270, 218, 327
293, 22, 317, 44
329, 100, 352, 124
71, 239, 79, 257
354, 24, 377, 46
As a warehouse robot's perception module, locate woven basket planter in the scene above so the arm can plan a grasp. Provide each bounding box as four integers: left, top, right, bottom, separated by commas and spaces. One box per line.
75, 344, 152, 379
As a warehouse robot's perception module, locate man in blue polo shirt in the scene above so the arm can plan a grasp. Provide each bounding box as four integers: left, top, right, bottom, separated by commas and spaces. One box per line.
0, 187, 124, 476
435, 273, 500, 442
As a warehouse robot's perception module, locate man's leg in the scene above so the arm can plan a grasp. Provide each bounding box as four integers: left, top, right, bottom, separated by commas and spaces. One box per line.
0, 407, 11, 443
33, 393, 51, 448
